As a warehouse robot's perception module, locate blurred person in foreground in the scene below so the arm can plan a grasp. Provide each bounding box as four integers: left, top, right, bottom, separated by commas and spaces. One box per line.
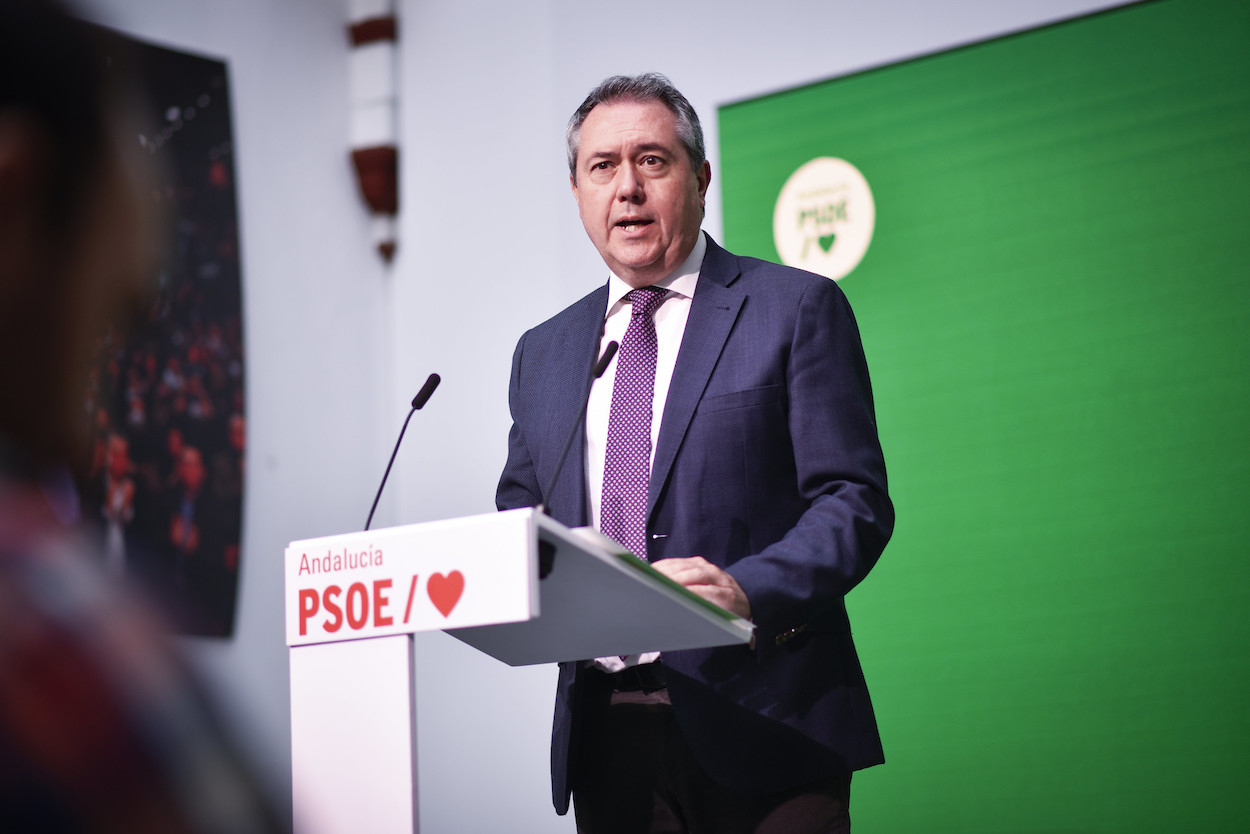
0, 0, 281, 831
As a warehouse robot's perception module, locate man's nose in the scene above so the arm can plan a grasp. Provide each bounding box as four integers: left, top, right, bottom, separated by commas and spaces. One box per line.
616, 164, 643, 201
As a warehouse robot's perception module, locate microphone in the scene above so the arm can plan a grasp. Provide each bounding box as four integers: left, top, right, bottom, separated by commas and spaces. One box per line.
539, 341, 618, 515
593, 340, 620, 378
411, 373, 440, 409
364, 373, 440, 531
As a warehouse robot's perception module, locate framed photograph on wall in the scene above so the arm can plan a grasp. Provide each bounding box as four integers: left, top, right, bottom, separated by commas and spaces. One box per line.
79, 28, 247, 638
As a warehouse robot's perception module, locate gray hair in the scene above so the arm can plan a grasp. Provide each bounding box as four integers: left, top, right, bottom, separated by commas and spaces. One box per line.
566, 72, 705, 180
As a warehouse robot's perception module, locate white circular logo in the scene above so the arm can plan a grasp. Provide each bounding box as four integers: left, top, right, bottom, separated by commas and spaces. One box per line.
773, 157, 875, 282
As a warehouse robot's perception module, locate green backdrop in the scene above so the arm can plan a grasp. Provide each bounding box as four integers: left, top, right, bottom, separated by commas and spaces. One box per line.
719, 0, 1248, 830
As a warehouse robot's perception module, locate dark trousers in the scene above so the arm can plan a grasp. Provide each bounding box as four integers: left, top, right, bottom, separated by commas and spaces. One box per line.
573, 696, 851, 834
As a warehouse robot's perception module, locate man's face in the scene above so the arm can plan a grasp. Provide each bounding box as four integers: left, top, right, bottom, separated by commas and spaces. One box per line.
571, 99, 711, 288
179, 447, 205, 493
106, 434, 130, 478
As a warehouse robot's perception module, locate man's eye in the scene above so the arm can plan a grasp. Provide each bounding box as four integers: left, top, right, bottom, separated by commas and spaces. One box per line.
642, 156, 662, 166
591, 161, 612, 171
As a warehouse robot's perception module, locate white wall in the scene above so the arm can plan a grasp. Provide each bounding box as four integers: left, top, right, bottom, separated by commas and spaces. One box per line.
78, 1, 1136, 832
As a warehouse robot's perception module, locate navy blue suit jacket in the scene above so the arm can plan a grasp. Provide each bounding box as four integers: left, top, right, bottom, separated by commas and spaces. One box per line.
496, 237, 893, 814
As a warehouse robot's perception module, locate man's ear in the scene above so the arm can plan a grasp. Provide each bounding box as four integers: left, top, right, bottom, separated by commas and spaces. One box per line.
0, 113, 52, 302
0, 113, 49, 218
696, 159, 711, 206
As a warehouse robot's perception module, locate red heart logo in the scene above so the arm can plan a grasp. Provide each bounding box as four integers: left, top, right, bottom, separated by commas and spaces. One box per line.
427, 571, 464, 618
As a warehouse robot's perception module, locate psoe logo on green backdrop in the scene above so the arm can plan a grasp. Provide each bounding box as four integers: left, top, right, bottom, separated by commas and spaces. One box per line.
773, 157, 875, 281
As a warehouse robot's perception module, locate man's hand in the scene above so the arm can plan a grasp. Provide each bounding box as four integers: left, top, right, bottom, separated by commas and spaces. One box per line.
651, 557, 751, 621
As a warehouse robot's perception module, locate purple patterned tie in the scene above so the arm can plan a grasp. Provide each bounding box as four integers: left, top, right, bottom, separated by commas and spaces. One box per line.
600, 287, 668, 560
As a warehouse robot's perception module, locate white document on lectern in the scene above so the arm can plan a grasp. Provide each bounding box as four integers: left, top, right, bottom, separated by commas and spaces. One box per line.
445, 512, 755, 666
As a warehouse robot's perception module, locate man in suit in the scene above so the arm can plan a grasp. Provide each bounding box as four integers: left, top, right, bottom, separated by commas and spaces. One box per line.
497, 73, 893, 833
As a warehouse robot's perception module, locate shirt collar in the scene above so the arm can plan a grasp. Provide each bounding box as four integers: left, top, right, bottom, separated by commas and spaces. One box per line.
604, 231, 706, 316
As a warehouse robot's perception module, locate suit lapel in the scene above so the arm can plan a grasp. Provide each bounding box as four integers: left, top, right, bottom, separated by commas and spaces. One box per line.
648, 239, 745, 518
547, 286, 607, 525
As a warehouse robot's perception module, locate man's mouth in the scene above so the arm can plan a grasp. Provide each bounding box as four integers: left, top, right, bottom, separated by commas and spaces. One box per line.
616, 218, 652, 232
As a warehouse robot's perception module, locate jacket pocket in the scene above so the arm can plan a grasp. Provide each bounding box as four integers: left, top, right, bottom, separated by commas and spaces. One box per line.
697, 384, 780, 415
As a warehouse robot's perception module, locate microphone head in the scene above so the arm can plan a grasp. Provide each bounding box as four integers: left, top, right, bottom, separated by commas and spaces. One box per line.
412, 373, 441, 409
593, 341, 619, 378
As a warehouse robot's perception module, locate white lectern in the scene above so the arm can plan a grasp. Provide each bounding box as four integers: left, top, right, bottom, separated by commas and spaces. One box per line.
286, 507, 753, 834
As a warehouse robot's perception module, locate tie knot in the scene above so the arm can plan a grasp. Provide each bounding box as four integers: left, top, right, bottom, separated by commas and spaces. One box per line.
627, 287, 668, 319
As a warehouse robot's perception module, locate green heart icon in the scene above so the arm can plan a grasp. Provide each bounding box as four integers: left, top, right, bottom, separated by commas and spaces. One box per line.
818, 233, 837, 253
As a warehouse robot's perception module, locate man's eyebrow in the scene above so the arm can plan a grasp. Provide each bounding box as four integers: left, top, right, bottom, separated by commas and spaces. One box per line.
633, 142, 672, 156
584, 142, 673, 161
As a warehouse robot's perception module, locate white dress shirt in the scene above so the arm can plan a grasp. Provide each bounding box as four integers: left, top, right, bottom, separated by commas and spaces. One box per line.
586, 233, 705, 672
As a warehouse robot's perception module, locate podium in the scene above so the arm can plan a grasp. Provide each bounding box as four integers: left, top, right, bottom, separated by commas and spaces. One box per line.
286, 507, 753, 834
